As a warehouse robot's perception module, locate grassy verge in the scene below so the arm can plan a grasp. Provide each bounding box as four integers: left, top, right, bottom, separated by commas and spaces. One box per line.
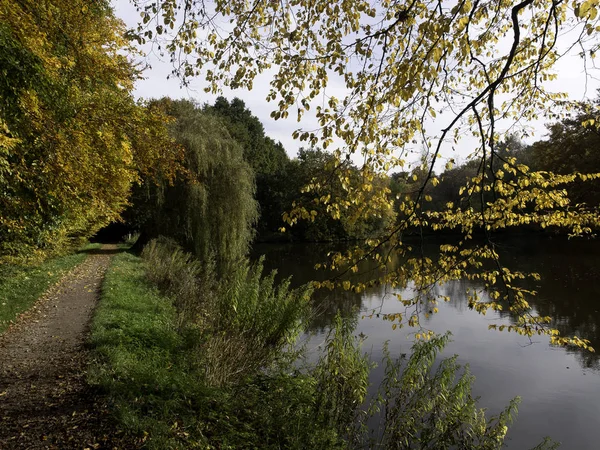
0, 243, 100, 333
88, 251, 199, 448
89, 250, 346, 449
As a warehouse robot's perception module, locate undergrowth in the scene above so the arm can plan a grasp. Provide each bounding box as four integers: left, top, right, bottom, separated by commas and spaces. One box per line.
89, 249, 329, 448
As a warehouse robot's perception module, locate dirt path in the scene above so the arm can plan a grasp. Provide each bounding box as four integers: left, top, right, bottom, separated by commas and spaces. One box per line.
0, 245, 134, 449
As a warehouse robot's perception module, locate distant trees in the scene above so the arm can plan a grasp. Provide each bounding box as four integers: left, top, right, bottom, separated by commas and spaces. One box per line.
203, 97, 289, 176
284, 148, 396, 242
202, 98, 396, 242
201, 97, 290, 239
399, 110, 600, 229
526, 107, 600, 207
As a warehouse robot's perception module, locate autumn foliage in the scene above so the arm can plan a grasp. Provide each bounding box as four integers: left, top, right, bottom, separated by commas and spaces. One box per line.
2, 0, 600, 350
0, 0, 177, 261
127, 0, 600, 349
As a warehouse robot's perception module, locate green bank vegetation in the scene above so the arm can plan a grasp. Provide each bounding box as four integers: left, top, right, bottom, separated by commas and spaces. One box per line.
89, 241, 553, 449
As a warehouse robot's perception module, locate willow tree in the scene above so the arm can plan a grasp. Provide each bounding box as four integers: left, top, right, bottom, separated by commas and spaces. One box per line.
130, 0, 600, 348
0, 0, 177, 262
129, 99, 258, 274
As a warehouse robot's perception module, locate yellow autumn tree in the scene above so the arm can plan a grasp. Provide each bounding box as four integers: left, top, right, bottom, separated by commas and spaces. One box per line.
0, 0, 178, 262
130, 0, 600, 348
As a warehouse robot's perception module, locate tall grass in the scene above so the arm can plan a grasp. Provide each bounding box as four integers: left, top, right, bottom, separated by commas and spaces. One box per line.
142, 237, 214, 326
90, 250, 342, 448
142, 238, 311, 386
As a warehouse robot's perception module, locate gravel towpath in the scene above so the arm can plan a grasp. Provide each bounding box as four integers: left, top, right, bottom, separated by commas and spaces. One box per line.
0, 245, 134, 449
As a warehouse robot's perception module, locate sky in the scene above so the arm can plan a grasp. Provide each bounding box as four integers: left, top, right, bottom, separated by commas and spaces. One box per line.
113, 1, 600, 164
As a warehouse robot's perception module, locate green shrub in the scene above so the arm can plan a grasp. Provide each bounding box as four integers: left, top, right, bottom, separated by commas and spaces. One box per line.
142, 237, 216, 325
364, 333, 557, 449
90, 250, 339, 449
312, 314, 371, 445
309, 320, 558, 449
205, 255, 311, 385
376, 333, 500, 449
141, 238, 312, 386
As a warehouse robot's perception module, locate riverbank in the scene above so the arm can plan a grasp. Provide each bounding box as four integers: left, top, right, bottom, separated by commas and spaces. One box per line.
87, 241, 531, 449
88, 249, 346, 449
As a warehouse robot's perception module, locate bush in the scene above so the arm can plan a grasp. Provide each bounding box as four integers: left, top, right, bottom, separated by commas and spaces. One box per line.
142, 237, 216, 326
90, 250, 339, 448
205, 256, 311, 385
312, 314, 371, 445
369, 333, 520, 449
309, 319, 558, 449
142, 238, 311, 386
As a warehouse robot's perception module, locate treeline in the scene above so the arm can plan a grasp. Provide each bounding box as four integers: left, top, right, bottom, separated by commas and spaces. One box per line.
193, 98, 600, 242
407, 115, 600, 220
3, 0, 599, 267
0, 0, 400, 263
144, 96, 600, 248
123, 96, 396, 246
0, 0, 393, 269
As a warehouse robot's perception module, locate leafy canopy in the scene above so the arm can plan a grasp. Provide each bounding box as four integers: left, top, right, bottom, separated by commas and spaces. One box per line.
126, 99, 258, 275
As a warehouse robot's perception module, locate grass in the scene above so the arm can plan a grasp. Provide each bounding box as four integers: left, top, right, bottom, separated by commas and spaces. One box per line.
88, 251, 198, 448
0, 243, 100, 334
89, 249, 344, 449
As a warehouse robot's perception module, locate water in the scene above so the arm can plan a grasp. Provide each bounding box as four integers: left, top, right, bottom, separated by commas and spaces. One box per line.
253, 236, 600, 449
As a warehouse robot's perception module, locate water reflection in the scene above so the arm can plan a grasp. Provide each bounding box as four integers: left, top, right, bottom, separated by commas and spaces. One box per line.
254, 236, 600, 370
496, 236, 600, 370
253, 236, 600, 449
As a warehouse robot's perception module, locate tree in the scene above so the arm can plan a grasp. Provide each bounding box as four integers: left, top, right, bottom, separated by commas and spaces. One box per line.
0, 0, 176, 262
202, 97, 291, 238
127, 99, 258, 275
525, 102, 600, 206
129, 0, 600, 348
204, 97, 289, 176
282, 148, 396, 241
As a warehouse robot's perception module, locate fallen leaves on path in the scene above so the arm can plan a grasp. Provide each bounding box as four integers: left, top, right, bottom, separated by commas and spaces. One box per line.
0, 245, 139, 449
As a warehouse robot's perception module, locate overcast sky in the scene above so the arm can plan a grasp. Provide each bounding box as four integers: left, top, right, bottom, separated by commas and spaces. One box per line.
113, 1, 600, 164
